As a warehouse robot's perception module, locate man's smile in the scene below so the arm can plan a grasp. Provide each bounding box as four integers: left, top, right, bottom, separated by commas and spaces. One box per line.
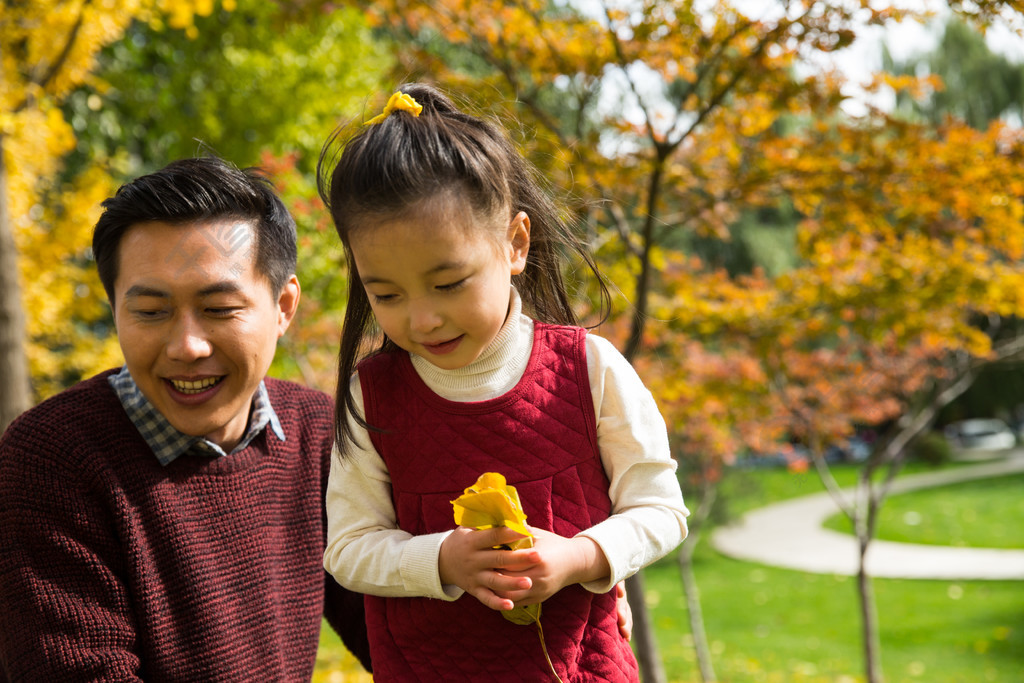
167, 376, 224, 395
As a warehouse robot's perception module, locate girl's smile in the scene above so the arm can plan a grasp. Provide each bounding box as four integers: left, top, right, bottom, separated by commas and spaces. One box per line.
419, 335, 464, 356
349, 200, 530, 370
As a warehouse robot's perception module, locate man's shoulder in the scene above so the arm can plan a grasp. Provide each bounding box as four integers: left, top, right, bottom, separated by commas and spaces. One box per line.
5, 371, 121, 432
263, 377, 333, 408
0, 370, 127, 465
263, 377, 334, 436
261, 379, 334, 461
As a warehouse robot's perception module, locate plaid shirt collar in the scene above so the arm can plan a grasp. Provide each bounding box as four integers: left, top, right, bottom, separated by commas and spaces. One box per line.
109, 366, 286, 466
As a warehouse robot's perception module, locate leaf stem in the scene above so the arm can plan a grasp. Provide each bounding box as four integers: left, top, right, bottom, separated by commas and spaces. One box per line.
534, 618, 564, 683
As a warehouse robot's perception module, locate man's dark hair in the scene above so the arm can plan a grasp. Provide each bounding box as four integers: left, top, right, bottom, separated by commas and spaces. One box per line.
93, 156, 298, 303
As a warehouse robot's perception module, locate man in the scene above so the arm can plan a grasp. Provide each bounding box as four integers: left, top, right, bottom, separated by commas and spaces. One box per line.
0, 157, 370, 681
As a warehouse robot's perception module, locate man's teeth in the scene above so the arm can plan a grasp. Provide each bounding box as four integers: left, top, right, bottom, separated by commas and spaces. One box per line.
171, 377, 221, 394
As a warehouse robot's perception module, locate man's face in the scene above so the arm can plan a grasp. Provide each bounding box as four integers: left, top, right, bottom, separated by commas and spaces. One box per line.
112, 220, 299, 452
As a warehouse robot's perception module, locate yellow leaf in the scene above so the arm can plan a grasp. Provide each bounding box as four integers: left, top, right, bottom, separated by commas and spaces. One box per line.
451, 472, 533, 549
451, 473, 550, 636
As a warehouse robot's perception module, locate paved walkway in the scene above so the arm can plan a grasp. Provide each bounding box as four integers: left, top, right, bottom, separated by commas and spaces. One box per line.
711, 453, 1024, 580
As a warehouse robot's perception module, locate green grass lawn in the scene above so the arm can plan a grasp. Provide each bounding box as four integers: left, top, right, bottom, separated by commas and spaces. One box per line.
313, 627, 372, 682
822, 472, 1024, 548
645, 549, 1023, 682
316, 462, 1024, 682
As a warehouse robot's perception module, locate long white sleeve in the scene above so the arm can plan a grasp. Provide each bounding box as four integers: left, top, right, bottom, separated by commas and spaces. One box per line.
576, 333, 689, 593
323, 384, 460, 600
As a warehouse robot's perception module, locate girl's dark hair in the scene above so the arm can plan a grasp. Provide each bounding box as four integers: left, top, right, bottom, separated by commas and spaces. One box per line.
317, 83, 608, 453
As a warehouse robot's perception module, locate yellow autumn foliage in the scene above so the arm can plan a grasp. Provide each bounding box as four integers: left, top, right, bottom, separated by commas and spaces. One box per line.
2, 0, 226, 400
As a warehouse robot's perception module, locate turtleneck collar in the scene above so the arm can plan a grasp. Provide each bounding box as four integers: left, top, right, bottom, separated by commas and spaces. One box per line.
410, 286, 534, 401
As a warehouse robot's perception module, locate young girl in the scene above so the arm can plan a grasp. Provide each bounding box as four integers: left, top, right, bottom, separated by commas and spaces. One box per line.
320, 83, 688, 682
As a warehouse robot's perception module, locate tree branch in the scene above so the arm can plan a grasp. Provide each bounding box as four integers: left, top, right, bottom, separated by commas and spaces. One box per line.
17, 0, 93, 112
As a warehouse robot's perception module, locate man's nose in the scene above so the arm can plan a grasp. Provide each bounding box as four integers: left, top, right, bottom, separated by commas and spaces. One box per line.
166, 313, 213, 361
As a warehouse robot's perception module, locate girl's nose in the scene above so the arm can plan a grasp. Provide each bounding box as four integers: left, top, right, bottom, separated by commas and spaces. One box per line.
409, 303, 443, 334
166, 314, 213, 361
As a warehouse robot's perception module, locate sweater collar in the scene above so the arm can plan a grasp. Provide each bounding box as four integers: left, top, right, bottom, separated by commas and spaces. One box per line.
108, 366, 286, 466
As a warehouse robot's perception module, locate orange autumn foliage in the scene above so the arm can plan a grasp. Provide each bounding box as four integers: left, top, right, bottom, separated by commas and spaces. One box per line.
331, 1, 1024, 471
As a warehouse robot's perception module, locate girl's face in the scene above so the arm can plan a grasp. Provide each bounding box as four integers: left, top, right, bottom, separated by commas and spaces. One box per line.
349, 199, 530, 370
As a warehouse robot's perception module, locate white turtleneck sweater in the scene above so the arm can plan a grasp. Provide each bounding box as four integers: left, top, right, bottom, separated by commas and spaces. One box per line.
324, 290, 688, 600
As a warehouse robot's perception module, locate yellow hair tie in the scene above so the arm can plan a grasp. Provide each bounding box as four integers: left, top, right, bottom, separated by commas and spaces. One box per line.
364, 91, 423, 126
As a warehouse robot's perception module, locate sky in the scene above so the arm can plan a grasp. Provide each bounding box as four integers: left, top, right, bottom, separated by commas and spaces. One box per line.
738, 1, 1024, 113
579, 1, 1024, 137
819, 7, 1022, 79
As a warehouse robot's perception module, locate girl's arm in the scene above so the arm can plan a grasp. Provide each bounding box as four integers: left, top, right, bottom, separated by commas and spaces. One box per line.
575, 333, 689, 593
323, 373, 459, 600
491, 333, 688, 606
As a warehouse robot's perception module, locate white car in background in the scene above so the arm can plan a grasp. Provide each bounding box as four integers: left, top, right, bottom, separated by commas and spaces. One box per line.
943, 418, 1017, 451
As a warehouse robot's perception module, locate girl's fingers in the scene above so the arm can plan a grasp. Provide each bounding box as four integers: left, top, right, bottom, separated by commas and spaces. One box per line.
489, 571, 531, 592
490, 547, 541, 570
475, 590, 515, 612
464, 572, 530, 611
485, 525, 530, 547
488, 593, 515, 611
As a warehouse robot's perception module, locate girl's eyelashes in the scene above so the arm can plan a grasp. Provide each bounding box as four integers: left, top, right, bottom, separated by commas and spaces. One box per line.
437, 278, 467, 292
370, 293, 397, 304
365, 278, 467, 304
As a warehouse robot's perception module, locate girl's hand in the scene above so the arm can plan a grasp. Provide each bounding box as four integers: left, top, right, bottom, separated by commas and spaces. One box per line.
438, 526, 540, 611
616, 582, 632, 641
500, 527, 611, 606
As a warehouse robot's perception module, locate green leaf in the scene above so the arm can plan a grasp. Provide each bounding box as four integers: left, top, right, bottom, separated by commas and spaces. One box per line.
502, 602, 541, 626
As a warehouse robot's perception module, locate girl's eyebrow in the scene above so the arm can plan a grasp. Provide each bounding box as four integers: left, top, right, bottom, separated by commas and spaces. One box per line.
361, 261, 467, 285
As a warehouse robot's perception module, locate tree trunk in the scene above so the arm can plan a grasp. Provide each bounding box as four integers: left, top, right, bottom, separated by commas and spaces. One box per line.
679, 543, 716, 682
856, 538, 883, 683
621, 156, 669, 680
622, 160, 663, 362
821, 359, 996, 683
0, 135, 33, 433
625, 571, 666, 683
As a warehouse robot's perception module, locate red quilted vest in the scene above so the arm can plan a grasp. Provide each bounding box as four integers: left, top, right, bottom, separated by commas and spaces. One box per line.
358, 323, 639, 682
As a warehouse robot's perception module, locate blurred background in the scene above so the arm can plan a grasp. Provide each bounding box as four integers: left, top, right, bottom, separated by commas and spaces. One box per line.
3, 1, 1024, 681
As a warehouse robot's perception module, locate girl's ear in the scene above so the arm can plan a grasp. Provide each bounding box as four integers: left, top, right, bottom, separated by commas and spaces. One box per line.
507, 211, 531, 275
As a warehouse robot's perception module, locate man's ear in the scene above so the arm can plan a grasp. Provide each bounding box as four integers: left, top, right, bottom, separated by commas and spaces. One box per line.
508, 211, 531, 275
276, 275, 301, 336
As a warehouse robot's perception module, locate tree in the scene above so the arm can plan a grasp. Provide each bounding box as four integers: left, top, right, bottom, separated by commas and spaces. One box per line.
321, 2, 1024, 681
886, 18, 1024, 129
658, 106, 1024, 683
0, 131, 30, 433
0, 0, 221, 431
61, 0, 387, 177
8, 0, 388, 405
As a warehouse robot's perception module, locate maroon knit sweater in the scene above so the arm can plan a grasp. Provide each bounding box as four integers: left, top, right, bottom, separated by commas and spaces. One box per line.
0, 371, 370, 682
358, 323, 639, 682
